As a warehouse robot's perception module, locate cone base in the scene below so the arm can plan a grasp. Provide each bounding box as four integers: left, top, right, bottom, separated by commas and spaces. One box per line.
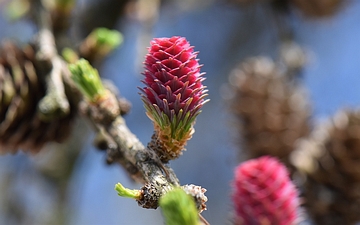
148, 125, 194, 163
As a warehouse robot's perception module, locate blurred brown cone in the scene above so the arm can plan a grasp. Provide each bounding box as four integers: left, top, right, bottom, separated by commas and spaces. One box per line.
291, 0, 344, 18
227, 0, 345, 18
291, 109, 360, 225
227, 0, 272, 5
229, 57, 311, 166
0, 42, 76, 154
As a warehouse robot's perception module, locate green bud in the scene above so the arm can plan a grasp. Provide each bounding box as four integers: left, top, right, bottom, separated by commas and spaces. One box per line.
159, 188, 199, 225
5, 0, 30, 21
62, 48, 79, 63
93, 28, 123, 50
114, 183, 142, 199
68, 59, 106, 102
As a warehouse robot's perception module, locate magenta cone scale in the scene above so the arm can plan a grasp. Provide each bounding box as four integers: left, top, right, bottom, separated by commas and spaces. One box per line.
232, 156, 299, 225
139, 36, 208, 158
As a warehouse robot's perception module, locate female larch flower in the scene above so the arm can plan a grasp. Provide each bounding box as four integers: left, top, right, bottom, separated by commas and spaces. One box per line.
232, 156, 299, 225
139, 36, 208, 162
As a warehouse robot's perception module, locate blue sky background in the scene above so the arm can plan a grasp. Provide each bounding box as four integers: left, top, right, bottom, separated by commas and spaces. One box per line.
1, 1, 360, 224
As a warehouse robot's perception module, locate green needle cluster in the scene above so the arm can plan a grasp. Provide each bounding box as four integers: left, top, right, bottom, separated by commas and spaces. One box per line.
68, 59, 106, 102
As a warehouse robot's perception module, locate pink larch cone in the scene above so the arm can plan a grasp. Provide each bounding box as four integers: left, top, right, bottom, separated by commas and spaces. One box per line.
233, 156, 299, 225
139, 36, 208, 161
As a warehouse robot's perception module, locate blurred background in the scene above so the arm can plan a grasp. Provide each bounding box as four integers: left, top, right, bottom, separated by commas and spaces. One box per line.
1, 0, 360, 224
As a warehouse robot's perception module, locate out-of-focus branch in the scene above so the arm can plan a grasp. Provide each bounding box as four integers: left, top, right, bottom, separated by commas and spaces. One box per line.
32, 0, 70, 121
